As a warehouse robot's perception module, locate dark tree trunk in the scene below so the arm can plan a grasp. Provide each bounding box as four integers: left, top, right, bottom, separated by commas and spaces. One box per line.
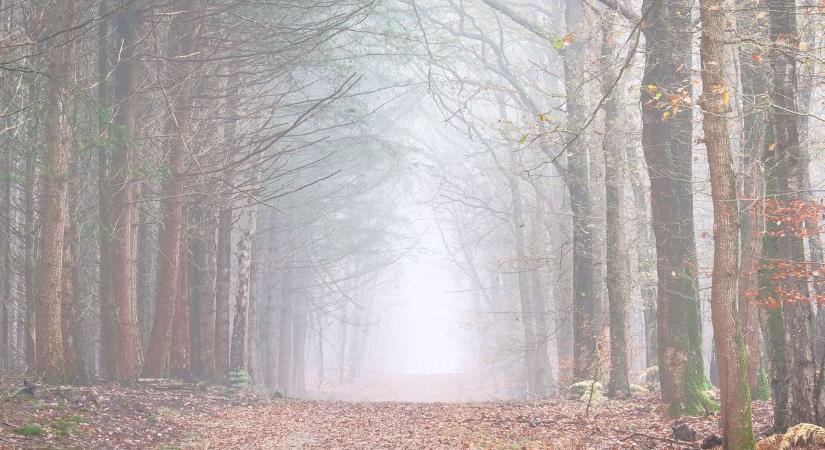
107, 0, 144, 381
641, 0, 711, 416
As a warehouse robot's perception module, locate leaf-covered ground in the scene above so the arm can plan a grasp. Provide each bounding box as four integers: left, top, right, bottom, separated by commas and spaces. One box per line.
0, 379, 778, 449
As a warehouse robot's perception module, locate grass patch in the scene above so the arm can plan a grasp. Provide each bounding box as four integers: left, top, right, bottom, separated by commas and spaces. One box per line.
13, 423, 43, 437
51, 414, 87, 437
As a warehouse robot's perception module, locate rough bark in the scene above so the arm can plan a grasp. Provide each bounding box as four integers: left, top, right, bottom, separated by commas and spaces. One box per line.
142, 0, 199, 378
170, 228, 191, 379
35, 0, 74, 381
107, 0, 144, 381
641, 0, 712, 416
698, 0, 755, 444
600, 16, 629, 397
767, 0, 818, 425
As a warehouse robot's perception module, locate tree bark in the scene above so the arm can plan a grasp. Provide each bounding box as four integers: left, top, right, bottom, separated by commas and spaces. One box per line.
641, 0, 712, 416
107, 0, 144, 381
142, 0, 199, 378
229, 188, 260, 372
600, 15, 630, 397
698, 0, 755, 444
767, 0, 818, 425
735, 0, 770, 399
35, 0, 74, 382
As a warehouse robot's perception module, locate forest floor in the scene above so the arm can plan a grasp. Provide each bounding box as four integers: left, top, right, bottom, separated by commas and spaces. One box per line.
0, 376, 781, 449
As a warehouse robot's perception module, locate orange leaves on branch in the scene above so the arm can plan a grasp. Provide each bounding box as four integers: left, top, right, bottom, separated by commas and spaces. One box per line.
752, 198, 825, 309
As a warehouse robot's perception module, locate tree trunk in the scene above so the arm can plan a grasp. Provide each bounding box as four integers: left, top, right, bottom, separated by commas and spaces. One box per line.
170, 227, 191, 379
600, 15, 630, 397
507, 147, 541, 396
194, 205, 217, 380
214, 206, 232, 383
278, 262, 295, 394
107, 0, 144, 381
736, 0, 770, 399
35, 0, 74, 381
641, 0, 712, 416
562, 0, 597, 381
142, 0, 199, 378
229, 190, 260, 372
698, 0, 755, 444
767, 0, 818, 425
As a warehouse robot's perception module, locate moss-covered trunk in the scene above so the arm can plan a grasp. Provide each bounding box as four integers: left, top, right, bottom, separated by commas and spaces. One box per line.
640, 0, 713, 416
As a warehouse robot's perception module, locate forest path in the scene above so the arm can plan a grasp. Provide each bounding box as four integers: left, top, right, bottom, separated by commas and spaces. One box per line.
181, 393, 768, 449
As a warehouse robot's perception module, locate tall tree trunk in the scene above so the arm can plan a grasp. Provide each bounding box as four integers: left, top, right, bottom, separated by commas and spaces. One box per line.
214, 83, 237, 384
698, 0, 755, 444
640, 0, 712, 416
24, 111, 37, 372
35, 0, 74, 382
530, 207, 554, 395
142, 0, 199, 378
97, 0, 118, 380
229, 189, 260, 372
278, 261, 295, 394
736, 0, 770, 399
194, 205, 217, 380
170, 228, 191, 379
562, 0, 597, 381
601, 15, 629, 397
507, 148, 541, 396
292, 291, 308, 395
767, 0, 818, 425
214, 206, 232, 383
107, 0, 144, 381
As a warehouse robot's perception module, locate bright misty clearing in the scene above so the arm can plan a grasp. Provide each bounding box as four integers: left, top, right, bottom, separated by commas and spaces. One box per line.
2, 0, 825, 449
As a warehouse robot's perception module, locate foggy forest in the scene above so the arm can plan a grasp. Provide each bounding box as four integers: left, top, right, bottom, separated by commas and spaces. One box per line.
3, 0, 825, 448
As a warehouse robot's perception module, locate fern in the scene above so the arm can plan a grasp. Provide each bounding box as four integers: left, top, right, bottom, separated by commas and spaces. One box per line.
755, 423, 825, 449
229, 369, 252, 388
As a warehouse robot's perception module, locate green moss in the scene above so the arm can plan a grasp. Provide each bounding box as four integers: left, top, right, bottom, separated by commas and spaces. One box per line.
14, 423, 43, 437
755, 368, 771, 401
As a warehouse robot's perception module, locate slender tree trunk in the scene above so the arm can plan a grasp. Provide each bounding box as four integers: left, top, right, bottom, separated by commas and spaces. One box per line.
24, 113, 37, 372
278, 261, 295, 394
600, 15, 630, 397
97, 0, 118, 380
562, 0, 597, 381
507, 148, 541, 396
641, 0, 712, 416
229, 189, 260, 372
736, 0, 770, 400
195, 205, 217, 380
292, 291, 308, 395
214, 83, 237, 384
530, 207, 554, 395
698, 0, 755, 444
214, 206, 232, 383
142, 0, 199, 378
170, 228, 191, 379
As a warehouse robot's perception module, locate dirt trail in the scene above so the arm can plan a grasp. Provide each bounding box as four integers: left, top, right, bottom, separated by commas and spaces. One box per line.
184, 395, 774, 449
